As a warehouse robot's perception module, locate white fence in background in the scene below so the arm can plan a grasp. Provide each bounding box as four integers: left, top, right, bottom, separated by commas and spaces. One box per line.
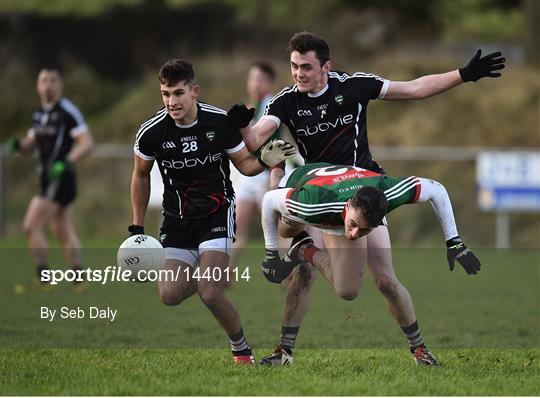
2, 144, 537, 247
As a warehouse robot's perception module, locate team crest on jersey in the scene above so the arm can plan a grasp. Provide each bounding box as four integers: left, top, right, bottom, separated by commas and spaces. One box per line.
334, 94, 344, 105
205, 131, 216, 141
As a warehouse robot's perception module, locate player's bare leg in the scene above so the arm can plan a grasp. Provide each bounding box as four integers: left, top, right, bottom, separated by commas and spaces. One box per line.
320, 233, 367, 300
50, 205, 82, 269
366, 226, 437, 365
158, 259, 198, 306
22, 196, 58, 281
197, 249, 254, 364
197, 250, 242, 333
259, 223, 322, 366
229, 199, 257, 287
366, 226, 415, 325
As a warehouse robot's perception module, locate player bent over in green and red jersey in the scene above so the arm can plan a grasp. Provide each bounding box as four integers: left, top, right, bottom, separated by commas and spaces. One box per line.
259, 163, 481, 365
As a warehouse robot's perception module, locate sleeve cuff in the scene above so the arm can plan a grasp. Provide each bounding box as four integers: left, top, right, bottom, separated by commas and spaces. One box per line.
224, 140, 246, 154
377, 79, 390, 99
260, 115, 281, 128
133, 146, 155, 161
70, 124, 89, 137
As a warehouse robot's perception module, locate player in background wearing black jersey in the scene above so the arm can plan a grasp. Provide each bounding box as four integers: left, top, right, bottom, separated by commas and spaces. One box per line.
130, 59, 295, 365
228, 32, 505, 366
7, 68, 94, 287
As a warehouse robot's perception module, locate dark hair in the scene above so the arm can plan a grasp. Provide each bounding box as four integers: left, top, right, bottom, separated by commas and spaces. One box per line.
287, 31, 330, 66
158, 59, 196, 86
38, 65, 62, 77
350, 186, 388, 227
251, 61, 276, 82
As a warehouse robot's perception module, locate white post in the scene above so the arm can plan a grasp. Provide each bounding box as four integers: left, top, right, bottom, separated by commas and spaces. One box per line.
0, 144, 4, 237
496, 212, 511, 249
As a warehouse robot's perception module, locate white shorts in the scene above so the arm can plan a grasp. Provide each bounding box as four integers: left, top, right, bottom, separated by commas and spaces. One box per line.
229, 162, 270, 204
164, 237, 234, 267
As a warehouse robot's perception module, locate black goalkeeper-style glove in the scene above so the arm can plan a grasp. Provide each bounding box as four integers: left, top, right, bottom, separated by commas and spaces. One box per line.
227, 103, 255, 129
261, 249, 283, 284
446, 236, 481, 275
261, 249, 297, 284
128, 225, 145, 236
459, 49, 505, 82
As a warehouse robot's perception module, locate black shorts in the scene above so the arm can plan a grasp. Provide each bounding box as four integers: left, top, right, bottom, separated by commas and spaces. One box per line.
39, 168, 77, 207
159, 202, 236, 249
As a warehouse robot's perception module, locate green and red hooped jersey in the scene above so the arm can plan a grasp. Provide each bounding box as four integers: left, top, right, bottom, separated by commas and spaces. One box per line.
284, 163, 421, 227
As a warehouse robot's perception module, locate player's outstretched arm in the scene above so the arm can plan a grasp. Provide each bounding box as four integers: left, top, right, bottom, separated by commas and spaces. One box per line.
228, 103, 279, 151
384, 49, 505, 100
229, 139, 296, 176
416, 178, 481, 275
130, 155, 153, 231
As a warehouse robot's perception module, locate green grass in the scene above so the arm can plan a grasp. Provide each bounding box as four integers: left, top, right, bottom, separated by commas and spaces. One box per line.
0, 245, 538, 395
1, 349, 538, 395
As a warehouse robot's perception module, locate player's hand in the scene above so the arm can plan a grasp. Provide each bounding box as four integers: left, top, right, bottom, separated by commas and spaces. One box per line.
49, 160, 68, 181
258, 139, 296, 168
446, 237, 481, 275
261, 249, 286, 284
5, 138, 20, 155
128, 225, 145, 236
228, 103, 255, 129
261, 249, 296, 284
459, 49, 505, 82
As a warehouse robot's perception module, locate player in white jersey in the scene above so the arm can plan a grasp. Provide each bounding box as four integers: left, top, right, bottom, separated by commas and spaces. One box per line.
228, 32, 505, 366
130, 59, 295, 364
229, 62, 284, 269
7, 67, 94, 287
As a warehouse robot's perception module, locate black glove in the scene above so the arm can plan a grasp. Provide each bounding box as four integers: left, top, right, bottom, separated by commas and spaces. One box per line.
446, 236, 481, 275
261, 249, 296, 284
5, 138, 20, 155
128, 224, 145, 236
459, 49, 505, 82
227, 104, 255, 129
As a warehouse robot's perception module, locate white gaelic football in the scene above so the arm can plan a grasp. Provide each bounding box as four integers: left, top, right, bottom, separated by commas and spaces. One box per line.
117, 235, 165, 280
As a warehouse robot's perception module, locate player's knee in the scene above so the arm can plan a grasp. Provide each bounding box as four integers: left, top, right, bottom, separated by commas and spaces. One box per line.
198, 285, 224, 307
374, 274, 400, 297
159, 287, 185, 306
22, 219, 37, 236
335, 285, 359, 301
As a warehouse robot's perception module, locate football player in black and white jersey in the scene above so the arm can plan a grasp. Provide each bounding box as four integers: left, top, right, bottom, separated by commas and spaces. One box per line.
130, 59, 295, 365
7, 67, 94, 287
228, 32, 505, 366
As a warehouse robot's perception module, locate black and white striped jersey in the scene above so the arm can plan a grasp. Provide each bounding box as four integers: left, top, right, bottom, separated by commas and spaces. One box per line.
263, 71, 389, 169
29, 97, 87, 172
134, 102, 245, 220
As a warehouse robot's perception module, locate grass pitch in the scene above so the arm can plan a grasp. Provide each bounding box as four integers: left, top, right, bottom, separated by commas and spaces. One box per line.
1, 242, 538, 395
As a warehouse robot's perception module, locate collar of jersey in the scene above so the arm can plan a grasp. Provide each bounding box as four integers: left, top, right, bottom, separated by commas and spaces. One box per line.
175, 119, 198, 129
307, 84, 329, 98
